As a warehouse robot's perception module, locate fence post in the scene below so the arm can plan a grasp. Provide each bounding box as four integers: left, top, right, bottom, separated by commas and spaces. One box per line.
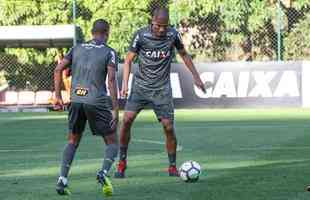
72, 0, 77, 46
276, 0, 283, 61
172, 0, 178, 27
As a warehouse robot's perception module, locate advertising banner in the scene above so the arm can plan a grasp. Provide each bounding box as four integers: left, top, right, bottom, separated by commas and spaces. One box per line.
122, 62, 302, 108
0, 61, 306, 108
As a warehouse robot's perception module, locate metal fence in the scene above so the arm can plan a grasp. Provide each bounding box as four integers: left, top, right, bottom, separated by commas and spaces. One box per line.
0, 0, 309, 92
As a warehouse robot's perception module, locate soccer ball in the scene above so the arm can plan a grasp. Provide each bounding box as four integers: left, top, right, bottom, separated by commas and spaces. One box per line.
179, 161, 201, 182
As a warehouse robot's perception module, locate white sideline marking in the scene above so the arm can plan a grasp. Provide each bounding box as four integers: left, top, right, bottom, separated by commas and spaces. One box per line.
0, 139, 184, 153
132, 139, 183, 152
135, 124, 310, 129
239, 146, 310, 151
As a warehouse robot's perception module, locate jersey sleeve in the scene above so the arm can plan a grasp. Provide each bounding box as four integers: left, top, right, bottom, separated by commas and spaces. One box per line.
107, 50, 119, 71
128, 30, 141, 53
174, 31, 185, 51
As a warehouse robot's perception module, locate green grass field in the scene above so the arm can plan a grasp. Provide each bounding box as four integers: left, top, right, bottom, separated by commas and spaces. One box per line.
1, 109, 310, 200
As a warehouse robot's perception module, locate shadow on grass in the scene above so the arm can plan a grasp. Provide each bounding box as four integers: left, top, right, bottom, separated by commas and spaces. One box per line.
1, 158, 310, 200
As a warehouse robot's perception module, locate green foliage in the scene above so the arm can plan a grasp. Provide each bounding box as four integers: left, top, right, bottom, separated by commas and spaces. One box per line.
76, 0, 150, 60
0, 0, 309, 62
170, 0, 276, 61
0, 0, 72, 26
0, 0, 72, 61
284, 12, 310, 60
171, 0, 310, 61
0, 0, 153, 61
248, 0, 273, 32
0, 52, 55, 90
0, 0, 310, 89
292, 0, 310, 10
0, 0, 72, 90
0, 0, 153, 90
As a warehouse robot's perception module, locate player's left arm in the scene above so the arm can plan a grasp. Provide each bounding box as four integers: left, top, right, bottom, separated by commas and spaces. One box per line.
175, 33, 206, 93
107, 50, 119, 131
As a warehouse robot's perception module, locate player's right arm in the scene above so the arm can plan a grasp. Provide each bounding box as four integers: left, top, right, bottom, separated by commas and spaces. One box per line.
54, 58, 70, 109
54, 47, 73, 110
121, 52, 136, 98
122, 30, 140, 98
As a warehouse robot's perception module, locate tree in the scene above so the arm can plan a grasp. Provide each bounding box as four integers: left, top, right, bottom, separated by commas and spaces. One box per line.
75, 0, 151, 61
0, 0, 156, 90
284, 12, 310, 60
0, 0, 310, 91
170, 0, 276, 61
0, 0, 73, 90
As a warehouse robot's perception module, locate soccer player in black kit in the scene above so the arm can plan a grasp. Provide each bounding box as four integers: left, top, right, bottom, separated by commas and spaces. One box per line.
114, 8, 206, 178
54, 19, 119, 196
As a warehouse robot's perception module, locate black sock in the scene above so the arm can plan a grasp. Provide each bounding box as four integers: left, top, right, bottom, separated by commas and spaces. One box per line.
60, 143, 77, 177
119, 146, 128, 161
168, 153, 176, 167
102, 144, 118, 174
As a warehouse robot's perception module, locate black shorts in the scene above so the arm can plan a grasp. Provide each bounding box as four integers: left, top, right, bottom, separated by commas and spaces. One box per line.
68, 102, 113, 136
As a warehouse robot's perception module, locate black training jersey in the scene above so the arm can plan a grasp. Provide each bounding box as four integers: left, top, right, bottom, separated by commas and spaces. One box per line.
129, 26, 184, 90
65, 39, 118, 105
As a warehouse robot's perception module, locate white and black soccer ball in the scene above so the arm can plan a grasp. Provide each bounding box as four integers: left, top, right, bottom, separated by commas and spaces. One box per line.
179, 160, 201, 182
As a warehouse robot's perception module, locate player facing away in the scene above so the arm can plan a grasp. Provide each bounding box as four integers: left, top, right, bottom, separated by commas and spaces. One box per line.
53, 19, 119, 196
114, 8, 206, 178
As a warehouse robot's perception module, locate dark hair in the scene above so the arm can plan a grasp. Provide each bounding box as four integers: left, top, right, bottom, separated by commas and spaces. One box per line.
152, 7, 169, 19
91, 19, 109, 34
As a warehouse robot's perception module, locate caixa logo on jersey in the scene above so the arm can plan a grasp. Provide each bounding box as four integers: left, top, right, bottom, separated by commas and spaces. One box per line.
145, 50, 170, 59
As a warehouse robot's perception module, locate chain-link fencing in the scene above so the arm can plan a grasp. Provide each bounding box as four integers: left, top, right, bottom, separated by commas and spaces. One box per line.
0, 0, 309, 105
0, 0, 74, 93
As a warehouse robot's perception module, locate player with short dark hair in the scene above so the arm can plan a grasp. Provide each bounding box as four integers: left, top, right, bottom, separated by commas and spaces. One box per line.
54, 19, 119, 196
114, 8, 206, 178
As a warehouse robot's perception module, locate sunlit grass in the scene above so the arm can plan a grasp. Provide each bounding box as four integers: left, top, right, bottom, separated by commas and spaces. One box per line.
1, 109, 310, 200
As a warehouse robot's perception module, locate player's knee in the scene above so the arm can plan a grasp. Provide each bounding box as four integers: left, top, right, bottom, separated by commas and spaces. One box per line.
120, 132, 131, 146
123, 116, 135, 127
162, 120, 174, 135
68, 133, 81, 146
165, 125, 174, 133
68, 140, 79, 147
162, 121, 174, 133
166, 131, 177, 144
104, 133, 117, 145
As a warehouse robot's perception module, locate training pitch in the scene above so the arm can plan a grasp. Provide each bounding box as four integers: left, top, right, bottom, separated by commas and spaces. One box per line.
0, 109, 310, 200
